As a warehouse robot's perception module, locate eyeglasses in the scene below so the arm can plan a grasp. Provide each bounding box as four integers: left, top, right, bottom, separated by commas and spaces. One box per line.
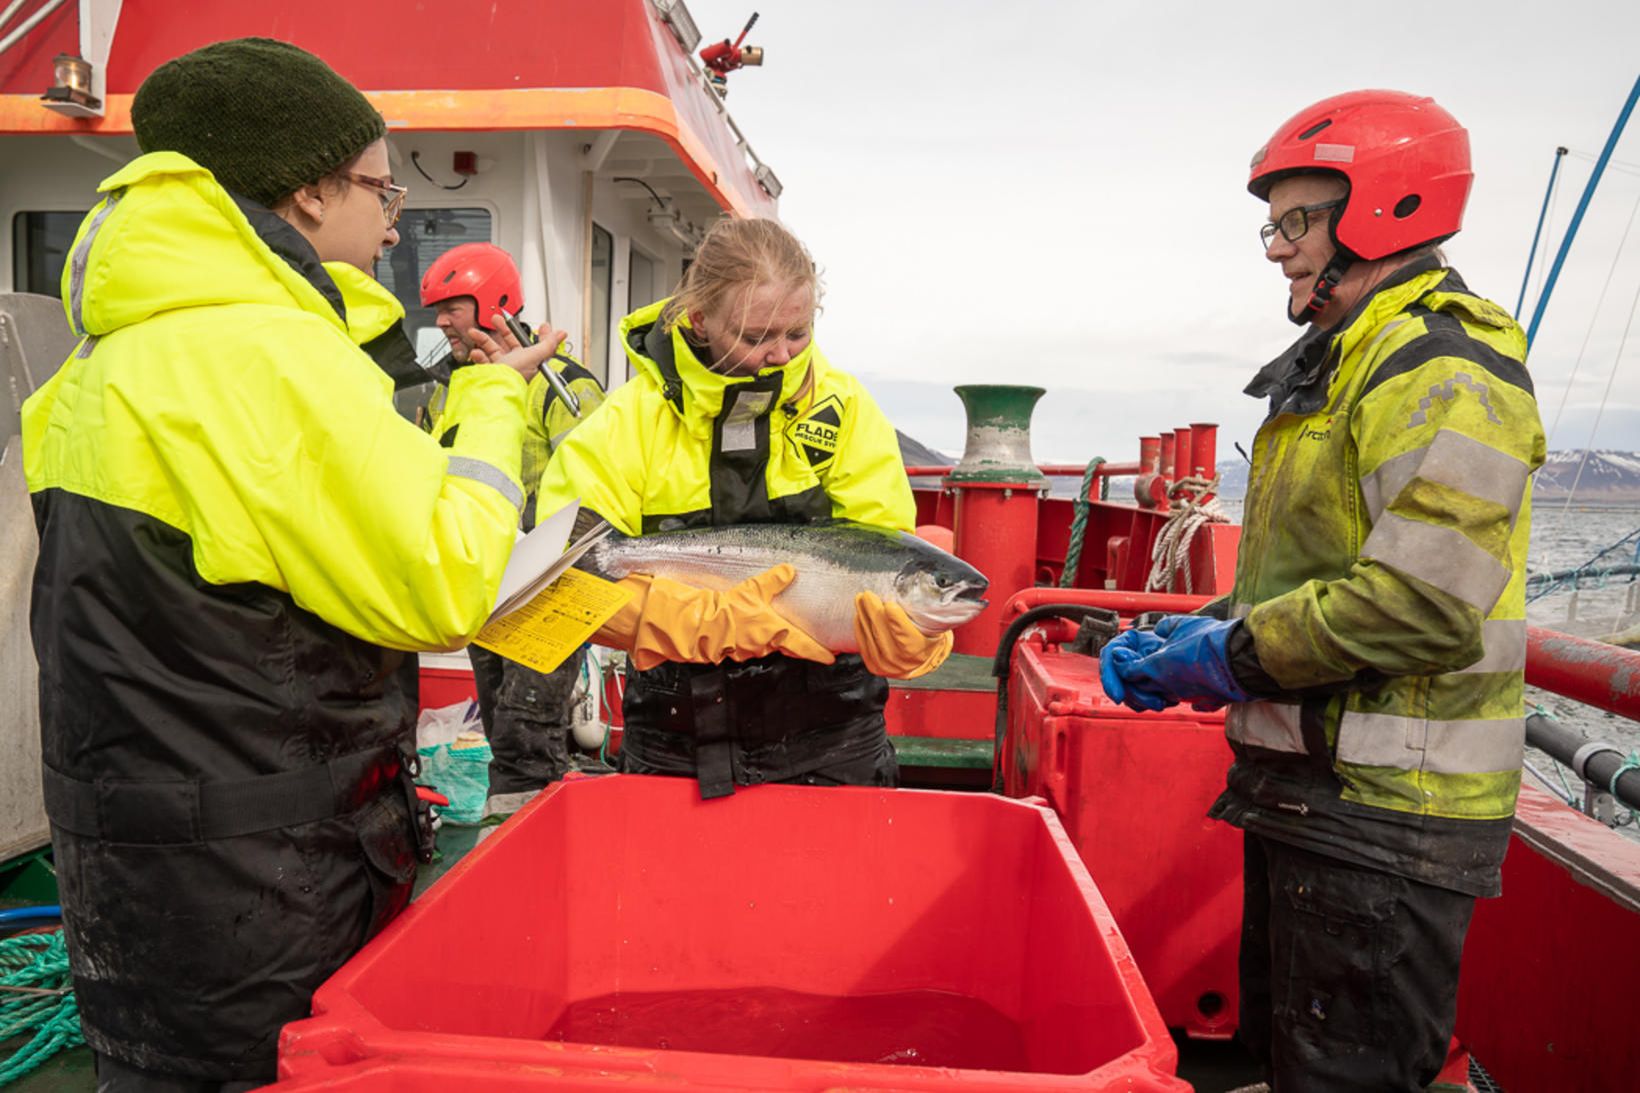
1260, 199, 1343, 249
339, 170, 408, 227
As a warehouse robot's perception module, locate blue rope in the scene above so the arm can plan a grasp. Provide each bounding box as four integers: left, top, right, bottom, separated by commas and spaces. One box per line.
1531, 705, 1582, 805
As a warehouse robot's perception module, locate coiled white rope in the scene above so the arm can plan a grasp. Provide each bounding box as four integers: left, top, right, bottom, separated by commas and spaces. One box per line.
1145, 475, 1229, 595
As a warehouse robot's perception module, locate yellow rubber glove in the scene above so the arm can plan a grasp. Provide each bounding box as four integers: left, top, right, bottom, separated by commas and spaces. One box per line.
593, 565, 835, 671
852, 591, 954, 680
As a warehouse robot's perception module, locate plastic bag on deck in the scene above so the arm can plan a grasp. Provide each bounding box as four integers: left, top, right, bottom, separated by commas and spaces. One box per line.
414, 701, 492, 825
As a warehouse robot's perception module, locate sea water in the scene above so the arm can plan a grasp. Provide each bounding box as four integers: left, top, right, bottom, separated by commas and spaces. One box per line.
1084, 486, 1640, 835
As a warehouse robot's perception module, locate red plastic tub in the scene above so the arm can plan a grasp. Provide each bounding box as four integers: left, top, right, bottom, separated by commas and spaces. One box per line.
276, 776, 1187, 1090
996, 588, 1243, 1041
1003, 641, 1242, 1041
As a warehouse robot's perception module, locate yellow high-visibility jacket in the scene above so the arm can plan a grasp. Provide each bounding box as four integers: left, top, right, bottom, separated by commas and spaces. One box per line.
1216, 257, 1545, 895
21, 151, 531, 1076
24, 152, 527, 651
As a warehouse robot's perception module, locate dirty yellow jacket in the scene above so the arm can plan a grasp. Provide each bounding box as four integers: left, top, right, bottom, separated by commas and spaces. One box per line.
1218, 259, 1545, 893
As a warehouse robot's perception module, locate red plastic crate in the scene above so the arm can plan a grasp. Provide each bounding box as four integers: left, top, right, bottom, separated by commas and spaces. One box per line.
276, 776, 1188, 1091
997, 591, 1243, 1041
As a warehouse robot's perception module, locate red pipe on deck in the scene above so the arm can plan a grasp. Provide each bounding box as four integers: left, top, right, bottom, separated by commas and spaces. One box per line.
1134, 436, 1166, 509
1173, 426, 1193, 479
951, 483, 1040, 656
904, 462, 1143, 478
1190, 423, 1218, 480
1138, 437, 1160, 475
1006, 586, 1215, 620
1526, 627, 1640, 721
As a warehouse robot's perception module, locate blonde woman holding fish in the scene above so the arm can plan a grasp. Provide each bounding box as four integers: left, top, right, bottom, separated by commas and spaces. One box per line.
537, 219, 971, 797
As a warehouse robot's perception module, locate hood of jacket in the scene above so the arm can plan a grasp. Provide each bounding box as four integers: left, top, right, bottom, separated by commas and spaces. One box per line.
64, 151, 403, 348
617, 297, 823, 437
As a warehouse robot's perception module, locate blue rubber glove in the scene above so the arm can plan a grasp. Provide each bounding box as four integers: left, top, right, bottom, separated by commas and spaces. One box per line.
1098, 628, 1179, 712
1132, 615, 1253, 712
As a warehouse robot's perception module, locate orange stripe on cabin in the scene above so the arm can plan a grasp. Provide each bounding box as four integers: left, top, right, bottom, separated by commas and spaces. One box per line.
0, 86, 756, 217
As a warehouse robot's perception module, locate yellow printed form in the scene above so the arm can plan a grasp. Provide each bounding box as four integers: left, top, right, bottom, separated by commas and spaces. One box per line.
472, 569, 631, 674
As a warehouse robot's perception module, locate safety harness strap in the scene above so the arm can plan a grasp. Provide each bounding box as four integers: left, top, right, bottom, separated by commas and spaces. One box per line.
689, 668, 736, 800
43, 745, 398, 844
1297, 252, 1354, 324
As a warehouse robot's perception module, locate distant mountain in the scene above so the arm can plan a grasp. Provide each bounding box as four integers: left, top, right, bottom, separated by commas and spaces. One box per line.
1210, 451, 1640, 504
1533, 451, 1640, 502
897, 431, 950, 468
1215, 458, 1249, 501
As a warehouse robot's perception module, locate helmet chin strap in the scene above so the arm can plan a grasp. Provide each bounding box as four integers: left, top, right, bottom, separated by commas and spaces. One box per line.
1291, 252, 1353, 326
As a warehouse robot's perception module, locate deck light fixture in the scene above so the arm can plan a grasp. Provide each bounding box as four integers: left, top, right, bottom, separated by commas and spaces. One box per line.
754, 163, 782, 199
653, 0, 702, 54
647, 205, 700, 249
42, 52, 101, 117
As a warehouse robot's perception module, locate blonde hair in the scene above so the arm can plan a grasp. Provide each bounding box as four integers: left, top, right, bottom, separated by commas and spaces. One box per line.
661, 218, 822, 332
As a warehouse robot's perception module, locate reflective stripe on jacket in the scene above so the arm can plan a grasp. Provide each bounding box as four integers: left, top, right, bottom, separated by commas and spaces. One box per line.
1227, 259, 1544, 835
425, 352, 605, 526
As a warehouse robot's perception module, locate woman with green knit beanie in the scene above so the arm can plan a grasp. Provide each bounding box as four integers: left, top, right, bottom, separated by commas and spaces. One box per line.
23, 37, 563, 1092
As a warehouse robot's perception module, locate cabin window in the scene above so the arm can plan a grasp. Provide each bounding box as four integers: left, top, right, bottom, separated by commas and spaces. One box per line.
589, 223, 613, 379
375, 207, 495, 362
11, 211, 83, 297
629, 246, 662, 312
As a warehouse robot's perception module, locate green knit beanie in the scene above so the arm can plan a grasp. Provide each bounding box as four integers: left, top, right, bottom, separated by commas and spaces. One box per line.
132, 37, 386, 208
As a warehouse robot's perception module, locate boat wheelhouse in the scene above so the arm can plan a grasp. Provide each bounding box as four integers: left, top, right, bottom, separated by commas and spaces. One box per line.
1, 0, 778, 392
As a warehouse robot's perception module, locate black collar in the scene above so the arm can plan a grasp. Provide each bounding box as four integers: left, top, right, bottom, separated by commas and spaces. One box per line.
232, 195, 348, 323
637, 320, 686, 412
1245, 253, 1447, 418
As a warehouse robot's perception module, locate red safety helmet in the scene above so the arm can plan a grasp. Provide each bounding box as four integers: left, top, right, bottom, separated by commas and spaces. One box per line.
419, 243, 523, 324
1248, 89, 1472, 262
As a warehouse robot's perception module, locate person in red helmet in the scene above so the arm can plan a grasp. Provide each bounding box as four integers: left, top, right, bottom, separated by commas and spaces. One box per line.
418, 243, 609, 806
1102, 91, 1545, 1090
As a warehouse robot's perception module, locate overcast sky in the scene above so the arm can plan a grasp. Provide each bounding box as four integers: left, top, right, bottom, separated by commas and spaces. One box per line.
686, 0, 1640, 461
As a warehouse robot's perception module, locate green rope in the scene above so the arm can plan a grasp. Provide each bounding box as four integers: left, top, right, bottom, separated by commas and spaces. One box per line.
1058, 456, 1107, 588
1608, 750, 1640, 797
1531, 704, 1582, 805
0, 930, 83, 1086
1607, 750, 1640, 826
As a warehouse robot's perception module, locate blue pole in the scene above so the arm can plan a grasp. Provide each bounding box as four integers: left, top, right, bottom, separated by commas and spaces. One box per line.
1514, 146, 1567, 319
1526, 75, 1640, 346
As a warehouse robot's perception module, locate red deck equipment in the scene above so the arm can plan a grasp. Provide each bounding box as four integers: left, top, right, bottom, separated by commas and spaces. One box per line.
945, 385, 1051, 657
996, 588, 1243, 1040
276, 776, 1189, 1091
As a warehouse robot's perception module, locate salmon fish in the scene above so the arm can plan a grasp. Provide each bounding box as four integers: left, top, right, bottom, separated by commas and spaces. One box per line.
583, 522, 989, 652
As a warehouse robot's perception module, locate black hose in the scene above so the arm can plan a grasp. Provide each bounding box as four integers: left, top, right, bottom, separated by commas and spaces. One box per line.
1526, 711, 1640, 812
990, 604, 1119, 793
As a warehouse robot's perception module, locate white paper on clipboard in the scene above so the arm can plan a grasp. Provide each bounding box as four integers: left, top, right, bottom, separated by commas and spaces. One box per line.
486, 500, 616, 622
